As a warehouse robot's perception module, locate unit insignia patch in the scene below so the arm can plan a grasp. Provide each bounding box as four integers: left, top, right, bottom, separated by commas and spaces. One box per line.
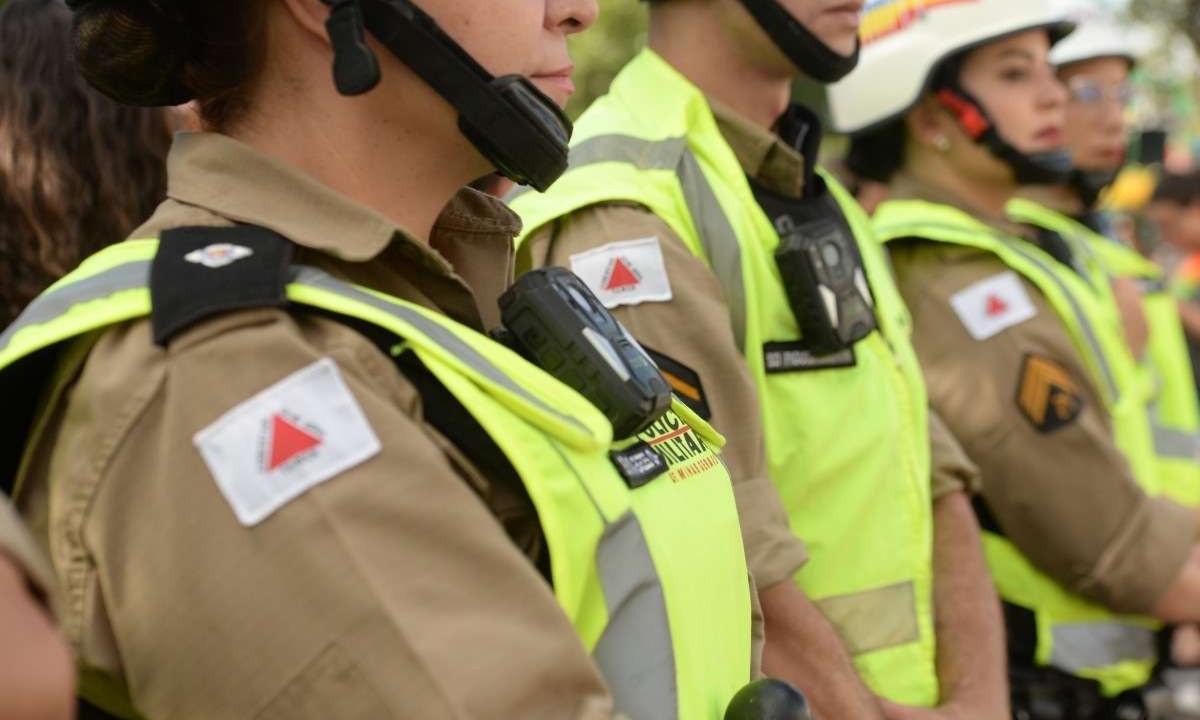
194, 358, 381, 526
950, 271, 1037, 340
1016, 354, 1085, 433
643, 347, 710, 420
568, 237, 673, 309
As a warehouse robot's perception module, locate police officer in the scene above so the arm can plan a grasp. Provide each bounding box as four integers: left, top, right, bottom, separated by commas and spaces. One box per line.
0, 0, 763, 717
0, 496, 74, 720
830, 1, 1200, 715
1013, 7, 1200, 508
509, 1, 1008, 718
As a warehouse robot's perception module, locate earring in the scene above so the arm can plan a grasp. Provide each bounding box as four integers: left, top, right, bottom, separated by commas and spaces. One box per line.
933, 136, 951, 152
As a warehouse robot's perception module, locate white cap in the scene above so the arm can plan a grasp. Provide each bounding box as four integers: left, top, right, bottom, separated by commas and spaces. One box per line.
827, 0, 1074, 135
1050, 2, 1136, 67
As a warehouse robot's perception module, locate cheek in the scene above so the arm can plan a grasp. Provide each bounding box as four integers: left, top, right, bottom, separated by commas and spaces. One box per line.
430, 3, 544, 75
987, 90, 1039, 142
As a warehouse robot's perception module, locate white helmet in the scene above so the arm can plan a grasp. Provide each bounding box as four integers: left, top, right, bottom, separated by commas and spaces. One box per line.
1050, 4, 1136, 68
827, 0, 1074, 135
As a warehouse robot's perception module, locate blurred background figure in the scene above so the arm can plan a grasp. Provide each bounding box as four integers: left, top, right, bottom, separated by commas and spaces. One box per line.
1149, 170, 1200, 390
0, 0, 172, 327
0, 496, 74, 720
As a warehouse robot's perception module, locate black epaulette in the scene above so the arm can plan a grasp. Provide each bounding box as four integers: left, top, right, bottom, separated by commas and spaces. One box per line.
151, 225, 294, 346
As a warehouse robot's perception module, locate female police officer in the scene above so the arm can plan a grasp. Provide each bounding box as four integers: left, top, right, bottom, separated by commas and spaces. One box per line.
832, 0, 1200, 716
0, 0, 759, 718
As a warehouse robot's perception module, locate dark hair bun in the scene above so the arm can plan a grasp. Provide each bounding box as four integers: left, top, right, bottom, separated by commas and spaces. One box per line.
71, 0, 194, 106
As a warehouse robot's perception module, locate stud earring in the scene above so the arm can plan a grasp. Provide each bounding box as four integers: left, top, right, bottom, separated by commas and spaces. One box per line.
933, 136, 951, 152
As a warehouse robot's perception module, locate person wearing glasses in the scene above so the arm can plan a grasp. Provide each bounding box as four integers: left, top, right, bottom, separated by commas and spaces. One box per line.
831, 1, 1200, 715
1011, 7, 1200, 511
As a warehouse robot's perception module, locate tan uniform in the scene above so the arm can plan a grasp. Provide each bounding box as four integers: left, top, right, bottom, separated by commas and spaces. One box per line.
0, 495, 56, 612
13, 132, 666, 720
885, 174, 1196, 613
519, 102, 975, 592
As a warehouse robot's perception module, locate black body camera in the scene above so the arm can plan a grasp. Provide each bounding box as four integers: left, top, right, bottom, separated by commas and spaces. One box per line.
754, 178, 877, 356
495, 268, 672, 439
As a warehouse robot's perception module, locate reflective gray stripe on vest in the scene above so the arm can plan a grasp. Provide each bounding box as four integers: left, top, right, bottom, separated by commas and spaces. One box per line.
1, 260, 585, 434
1151, 421, 1200, 462
1050, 621, 1157, 673
593, 511, 678, 720
0, 261, 152, 355
288, 267, 587, 433
878, 222, 1120, 402
514, 134, 750, 350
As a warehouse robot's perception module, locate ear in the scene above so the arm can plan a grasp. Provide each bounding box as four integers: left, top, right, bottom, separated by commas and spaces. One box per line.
905, 94, 955, 149
278, 0, 333, 45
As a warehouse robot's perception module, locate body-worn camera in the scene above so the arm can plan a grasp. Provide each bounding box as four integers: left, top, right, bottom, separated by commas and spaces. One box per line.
495, 267, 672, 439
754, 179, 877, 356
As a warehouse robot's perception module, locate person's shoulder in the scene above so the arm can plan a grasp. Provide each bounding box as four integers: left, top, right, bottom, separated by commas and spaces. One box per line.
888, 238, 1003, 303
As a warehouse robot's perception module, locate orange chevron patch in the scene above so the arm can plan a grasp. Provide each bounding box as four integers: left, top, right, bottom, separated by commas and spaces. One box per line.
1016, 355, 1084, 433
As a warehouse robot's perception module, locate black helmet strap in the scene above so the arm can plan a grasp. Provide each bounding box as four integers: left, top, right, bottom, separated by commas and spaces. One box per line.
320, 0, 572, 191
935, 85, 1072, 186
737, 0, 860, 83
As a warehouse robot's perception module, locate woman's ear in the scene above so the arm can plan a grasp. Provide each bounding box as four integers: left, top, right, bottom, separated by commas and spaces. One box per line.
906, 95, 955, 151
277, 0, 333, 46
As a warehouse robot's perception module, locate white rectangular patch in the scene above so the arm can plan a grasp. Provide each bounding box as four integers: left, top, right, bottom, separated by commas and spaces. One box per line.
194, 358, 381, 527
568, 236, 673, 309
949, 271, 1037, 341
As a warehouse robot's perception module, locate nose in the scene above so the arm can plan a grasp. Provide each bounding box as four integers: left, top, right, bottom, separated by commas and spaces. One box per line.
547, 0, 599, 35
1039, 69, 1069, 111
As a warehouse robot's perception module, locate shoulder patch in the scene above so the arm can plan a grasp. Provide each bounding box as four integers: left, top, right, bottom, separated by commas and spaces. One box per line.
568, 237, 673, 309
1016, 355, 1085, 433
194, 358, 381, 526
643, 346, 710, 420
949, 271, 1037, 341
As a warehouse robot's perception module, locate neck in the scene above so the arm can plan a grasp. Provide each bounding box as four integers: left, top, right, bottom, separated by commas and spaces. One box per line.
229, 21, 485, 242
905, 146, 1016, 223
648, 11, 792, 130
1019, 183, 1084, 216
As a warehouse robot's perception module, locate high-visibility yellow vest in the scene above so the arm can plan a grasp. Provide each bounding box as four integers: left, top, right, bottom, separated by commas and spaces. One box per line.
1007, 199, 1200, 507
510, 49, 939, 706
875, 199, 1161, 697
0, 236, 752, 720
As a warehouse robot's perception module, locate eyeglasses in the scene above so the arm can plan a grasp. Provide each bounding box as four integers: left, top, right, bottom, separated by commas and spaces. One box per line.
1067, 78, 1135, 109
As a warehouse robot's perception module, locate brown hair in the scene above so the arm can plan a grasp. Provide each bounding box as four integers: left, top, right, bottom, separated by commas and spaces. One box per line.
72, 0, 267, 129
0, 0, 172, 325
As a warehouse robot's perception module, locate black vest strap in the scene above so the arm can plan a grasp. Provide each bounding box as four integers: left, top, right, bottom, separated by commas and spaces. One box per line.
151, 226, 294, 347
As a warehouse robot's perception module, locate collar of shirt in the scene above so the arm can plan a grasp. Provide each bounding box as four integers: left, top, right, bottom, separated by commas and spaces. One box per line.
152, 132, 520, 330
887, 171, 1035, 240
708, 99, 809, 199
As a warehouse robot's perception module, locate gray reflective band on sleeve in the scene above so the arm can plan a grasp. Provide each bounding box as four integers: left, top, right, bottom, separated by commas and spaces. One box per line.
515, 134, 750, 351
878, 222, 1120, 402
1050, 621, 1157, 672
1151, 421, 1200, 461
0, 258, 587, 434
289, 266, 589, 434
0, 261, 152, 355
593, 511, 678, 720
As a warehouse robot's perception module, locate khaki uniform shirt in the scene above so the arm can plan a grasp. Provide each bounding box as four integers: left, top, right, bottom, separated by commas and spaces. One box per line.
14, 132, 654, 720
0, 495, 56, 613
519, 102, 975, 591
885, 174, 1196, 613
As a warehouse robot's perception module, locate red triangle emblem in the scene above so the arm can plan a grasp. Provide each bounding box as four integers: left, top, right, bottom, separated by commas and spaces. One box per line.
605, 257, 640, 291
985, 294, 1009, 318
267, 414, 322, 471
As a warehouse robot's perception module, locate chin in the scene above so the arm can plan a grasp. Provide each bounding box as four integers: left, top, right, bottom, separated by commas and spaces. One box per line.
827, 34, 859, 58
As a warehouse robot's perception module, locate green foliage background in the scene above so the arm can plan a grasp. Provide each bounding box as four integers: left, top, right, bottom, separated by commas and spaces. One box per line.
566, 0, 647, 118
